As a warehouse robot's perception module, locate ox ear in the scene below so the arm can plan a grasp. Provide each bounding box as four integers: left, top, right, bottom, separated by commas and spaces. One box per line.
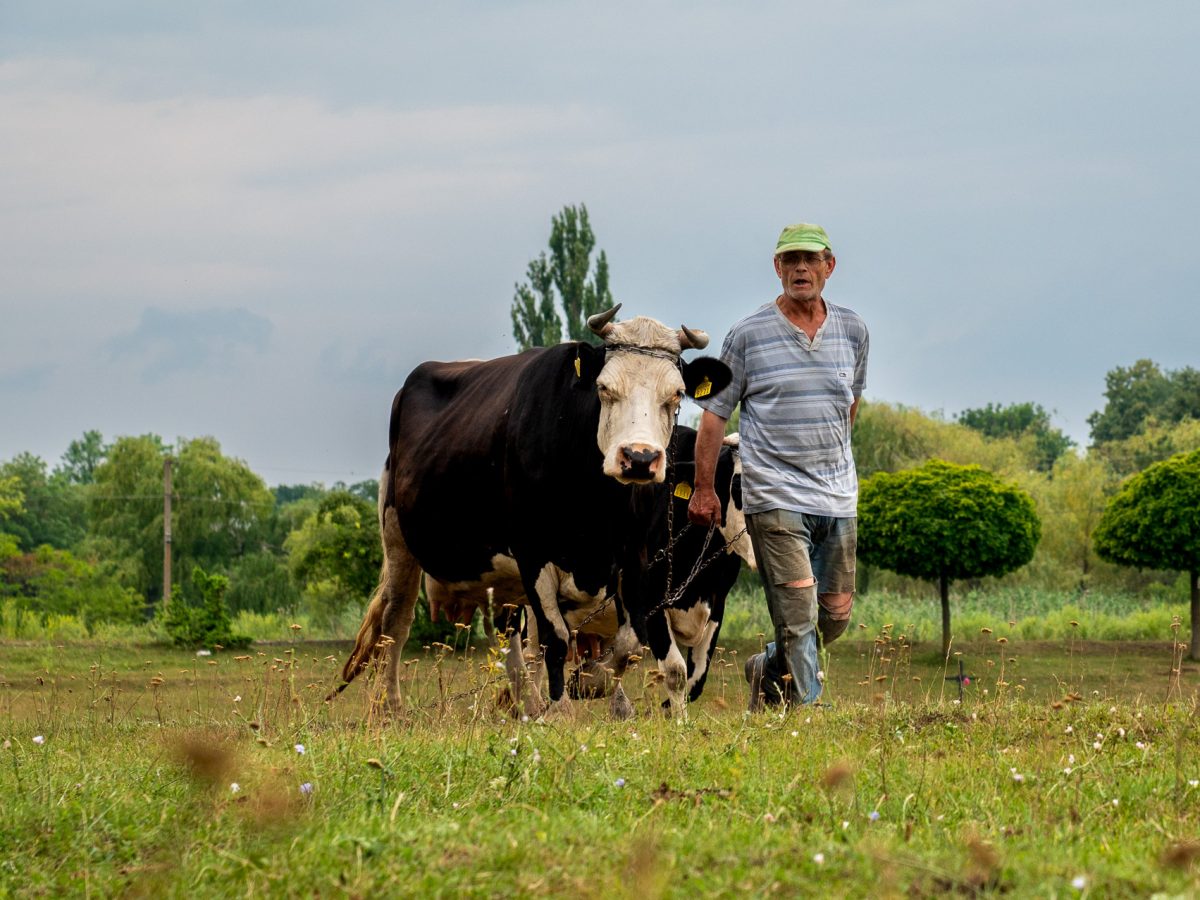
574, 342, 606, 386
681, 357, 732, 400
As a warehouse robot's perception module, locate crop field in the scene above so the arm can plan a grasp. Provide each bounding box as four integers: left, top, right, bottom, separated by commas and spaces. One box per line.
3, 630, 1200, 898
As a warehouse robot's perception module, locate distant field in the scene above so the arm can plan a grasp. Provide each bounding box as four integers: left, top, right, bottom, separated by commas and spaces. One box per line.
3, 636, 1200, 897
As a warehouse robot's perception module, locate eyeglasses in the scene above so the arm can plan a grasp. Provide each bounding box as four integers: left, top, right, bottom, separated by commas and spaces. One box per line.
777, 251, 829, 269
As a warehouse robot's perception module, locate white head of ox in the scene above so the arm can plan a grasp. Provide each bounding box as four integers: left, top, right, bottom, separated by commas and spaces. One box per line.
588, 305, 731, 484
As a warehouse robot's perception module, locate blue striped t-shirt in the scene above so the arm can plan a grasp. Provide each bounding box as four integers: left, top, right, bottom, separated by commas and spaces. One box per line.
698, 299, 869, 517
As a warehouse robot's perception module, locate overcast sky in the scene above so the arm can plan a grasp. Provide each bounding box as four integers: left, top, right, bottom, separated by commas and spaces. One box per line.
3, 1, 1197, 486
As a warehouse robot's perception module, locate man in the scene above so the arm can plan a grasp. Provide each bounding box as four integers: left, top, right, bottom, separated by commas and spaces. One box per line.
688, 223, 868, 709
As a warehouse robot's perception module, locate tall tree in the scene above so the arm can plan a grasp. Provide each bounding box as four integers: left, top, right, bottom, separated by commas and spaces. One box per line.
0, 453, 86, 550
89, 435, 273, 604
957, 402, 1074, 472
56, 430, 109, 485
510, 204, 614, 350
1094, 449, 1200, 659
1087, 359, 1200, 444
858, 460, 1041, 655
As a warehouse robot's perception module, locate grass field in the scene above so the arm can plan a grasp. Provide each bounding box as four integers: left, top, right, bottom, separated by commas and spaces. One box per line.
3, 631, 1200, 897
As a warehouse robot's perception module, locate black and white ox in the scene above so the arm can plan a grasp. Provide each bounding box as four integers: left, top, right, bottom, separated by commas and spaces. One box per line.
419, 427, 756, 715
337, 305, 731, 718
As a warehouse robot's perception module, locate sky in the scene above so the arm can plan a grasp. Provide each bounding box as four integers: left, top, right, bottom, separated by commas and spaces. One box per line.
3, 1, 1197, 487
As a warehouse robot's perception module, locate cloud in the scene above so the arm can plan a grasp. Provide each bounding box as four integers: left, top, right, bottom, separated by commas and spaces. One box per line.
0, 363, 55, 392
106, 307, 272, 381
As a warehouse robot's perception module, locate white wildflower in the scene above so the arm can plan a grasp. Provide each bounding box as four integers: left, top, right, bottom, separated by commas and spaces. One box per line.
32, 735, 45, 746
813, 852, 825, 864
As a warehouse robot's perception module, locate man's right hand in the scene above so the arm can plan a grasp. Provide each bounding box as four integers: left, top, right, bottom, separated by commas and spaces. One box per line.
688, 485, 722, 527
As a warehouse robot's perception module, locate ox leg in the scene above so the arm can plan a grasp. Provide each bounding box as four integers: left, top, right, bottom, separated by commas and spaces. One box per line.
343, 507, 421, 709
645, 609, 684, 715
685, 617, 721, 702
524, 565, 573, 719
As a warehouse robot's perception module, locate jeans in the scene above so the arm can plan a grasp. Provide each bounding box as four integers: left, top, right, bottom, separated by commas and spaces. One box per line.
746, 510, 856, 706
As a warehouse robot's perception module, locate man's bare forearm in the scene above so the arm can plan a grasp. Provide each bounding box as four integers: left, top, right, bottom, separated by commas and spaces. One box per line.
693, 409, 728, 491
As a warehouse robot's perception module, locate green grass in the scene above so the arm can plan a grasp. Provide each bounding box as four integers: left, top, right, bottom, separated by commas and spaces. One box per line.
3, 634, 1200, 897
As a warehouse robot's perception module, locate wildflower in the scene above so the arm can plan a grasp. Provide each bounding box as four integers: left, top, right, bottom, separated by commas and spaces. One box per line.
1188, 780, 1198, 788
1068, 754, 1075, 764
817, 670, 826, 683
2, 740, 9, 750
614, 778, 626, 788
230, 783, 241, 794
521, 715, 530, 723
510, 748, 517, 756
1072, 875, 1087, 890
763, 813, 777, 824
868, 810, 881, 822
791, 731, 799, 738
196, 649, 212, 657
1012, 772, 1025, 783
233, 695, 241, 703
294, 744, 306, 755
32, 735, 45, 746
813, 852, 825, 864
299, 782, 314, 795
580, 745, 588, 753
1111, 798, 1119, 807
1093, 741, 1102, 750
532, 752, 541, 764
1118, 728, 1125, 738
1064, 767, 1072, 775
1136, 742, 1146, 750
842, 820, 850, 830
1065, 725, 1073, 734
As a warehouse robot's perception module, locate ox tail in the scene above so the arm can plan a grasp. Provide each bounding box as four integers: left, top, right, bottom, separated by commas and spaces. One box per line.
328, 459, 393, 702
339, 575, 388, 688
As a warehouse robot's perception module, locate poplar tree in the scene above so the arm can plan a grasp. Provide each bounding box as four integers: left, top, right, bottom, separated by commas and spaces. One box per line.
511, 204, 614, 350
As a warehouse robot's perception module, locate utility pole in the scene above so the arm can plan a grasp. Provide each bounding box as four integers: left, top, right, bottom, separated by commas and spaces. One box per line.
163, 457, 173, 609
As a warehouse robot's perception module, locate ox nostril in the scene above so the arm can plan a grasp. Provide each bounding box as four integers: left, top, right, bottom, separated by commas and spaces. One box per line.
621, 448, 661, 468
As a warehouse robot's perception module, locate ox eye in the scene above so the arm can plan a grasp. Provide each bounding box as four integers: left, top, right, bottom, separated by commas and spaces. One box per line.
597, 384, 615, 400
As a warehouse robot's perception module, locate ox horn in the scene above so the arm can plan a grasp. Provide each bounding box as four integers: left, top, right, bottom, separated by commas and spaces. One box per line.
587, 303, 622, 337
678, 324, 710, 350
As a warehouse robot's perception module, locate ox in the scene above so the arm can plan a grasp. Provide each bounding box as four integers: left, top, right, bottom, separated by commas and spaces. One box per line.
419, 427, 755, 714
337, 306, 731, 718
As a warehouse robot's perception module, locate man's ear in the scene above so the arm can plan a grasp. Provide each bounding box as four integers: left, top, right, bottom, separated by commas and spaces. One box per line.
682, 357, 733, 399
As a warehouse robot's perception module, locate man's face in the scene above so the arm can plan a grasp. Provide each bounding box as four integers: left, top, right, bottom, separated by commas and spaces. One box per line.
774, 250, 835, 304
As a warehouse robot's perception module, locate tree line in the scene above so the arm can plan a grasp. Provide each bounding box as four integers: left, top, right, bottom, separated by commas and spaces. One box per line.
2, 204, 1198, 651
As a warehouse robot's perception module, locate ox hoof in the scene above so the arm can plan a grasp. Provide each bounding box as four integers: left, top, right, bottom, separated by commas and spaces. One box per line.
539, 697, 575, 722
523, 695, 548, 720
660, 697, 688, 719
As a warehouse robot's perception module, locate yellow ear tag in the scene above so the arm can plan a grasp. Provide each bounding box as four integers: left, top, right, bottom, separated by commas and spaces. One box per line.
694, 377, 712, 399
574, 357, 581, 378
674, 482, 693, 500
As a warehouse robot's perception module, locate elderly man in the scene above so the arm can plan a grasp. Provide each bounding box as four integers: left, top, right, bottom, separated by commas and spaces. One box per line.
688, 223, 869, 709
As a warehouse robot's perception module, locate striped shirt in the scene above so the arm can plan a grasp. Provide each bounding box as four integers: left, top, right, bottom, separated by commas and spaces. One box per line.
698, 299, 869, 517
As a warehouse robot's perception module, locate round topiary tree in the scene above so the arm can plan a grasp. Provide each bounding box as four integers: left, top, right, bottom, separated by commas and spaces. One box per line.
858, 459, 1041, 655
1093, 448, 1200, 659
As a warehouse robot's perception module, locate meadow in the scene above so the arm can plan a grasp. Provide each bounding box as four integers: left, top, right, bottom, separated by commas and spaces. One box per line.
4, 614, 1200, 898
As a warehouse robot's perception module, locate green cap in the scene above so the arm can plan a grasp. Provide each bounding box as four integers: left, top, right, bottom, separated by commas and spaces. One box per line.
775, 223, 832, 256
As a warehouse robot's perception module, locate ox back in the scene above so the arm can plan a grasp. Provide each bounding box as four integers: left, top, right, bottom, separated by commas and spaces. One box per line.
389, 345, 646, 597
